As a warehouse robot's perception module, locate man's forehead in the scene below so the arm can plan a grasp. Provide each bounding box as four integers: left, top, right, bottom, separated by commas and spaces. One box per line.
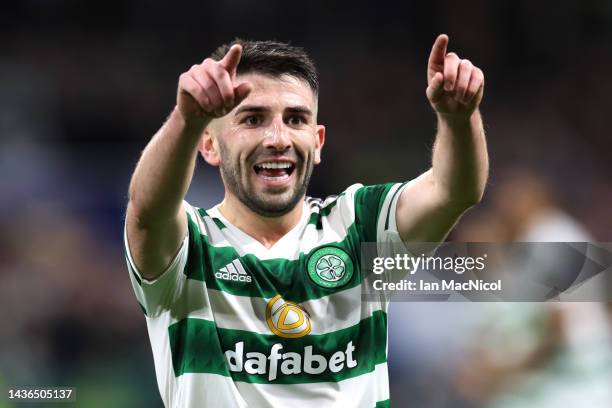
236, 73, 317, 110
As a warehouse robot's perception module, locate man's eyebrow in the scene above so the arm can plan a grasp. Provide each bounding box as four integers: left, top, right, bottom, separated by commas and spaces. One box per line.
234, 105, 313, 116
234, 105, 269, 115
286, 106, 312, 115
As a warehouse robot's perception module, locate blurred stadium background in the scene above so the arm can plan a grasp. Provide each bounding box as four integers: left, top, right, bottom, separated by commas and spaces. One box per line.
1, 1, 611, 407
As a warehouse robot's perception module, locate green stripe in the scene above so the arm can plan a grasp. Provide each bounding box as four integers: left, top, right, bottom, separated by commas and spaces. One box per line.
182, 184, 395, 303
185, 213, 363, 303
375, 399, 390, 408
197, 208, 227, 229
307, 193, 344, 229
212, 217, 226, 230
354, 183, 396, 242
169, 311, 387, 384
169, 316, 231, 378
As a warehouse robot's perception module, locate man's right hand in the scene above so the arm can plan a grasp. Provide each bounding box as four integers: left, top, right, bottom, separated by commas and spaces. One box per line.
177, 44, 252, 123
126, 45, 252, 281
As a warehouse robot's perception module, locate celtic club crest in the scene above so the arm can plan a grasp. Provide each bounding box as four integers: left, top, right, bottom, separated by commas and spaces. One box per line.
307, 246, 354, 288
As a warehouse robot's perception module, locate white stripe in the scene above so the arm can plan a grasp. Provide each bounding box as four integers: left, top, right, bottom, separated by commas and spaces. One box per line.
171, 363, 389, 408
235, 362, 389, 408
124, 222, 189, 316
232, 259, 248, 275
226, 262, 238, 275
376, 182, 402, 242
192, 184, 363, 261
159, 279, 215, 323
183, 200, 206, 237
161, 281, 384, 336
375, 181, 416, 308
146, 312, 180, 408
173, 372, 248, 408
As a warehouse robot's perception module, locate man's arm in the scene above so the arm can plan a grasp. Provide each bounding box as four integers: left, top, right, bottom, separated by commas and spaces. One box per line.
396, 34, 488, 242
126, 45, 250, 280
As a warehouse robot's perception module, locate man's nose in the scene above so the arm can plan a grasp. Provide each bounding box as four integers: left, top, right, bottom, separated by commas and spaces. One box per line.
261, 118, 291, 151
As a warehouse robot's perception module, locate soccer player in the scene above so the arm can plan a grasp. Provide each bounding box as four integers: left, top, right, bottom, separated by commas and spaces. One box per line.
124, 35, 487, 407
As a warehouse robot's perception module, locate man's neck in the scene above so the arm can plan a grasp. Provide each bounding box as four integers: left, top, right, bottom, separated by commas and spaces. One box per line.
218, 195, 304, 249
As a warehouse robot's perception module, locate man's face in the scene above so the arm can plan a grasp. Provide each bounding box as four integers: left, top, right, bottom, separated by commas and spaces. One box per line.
202, 73, 325, 217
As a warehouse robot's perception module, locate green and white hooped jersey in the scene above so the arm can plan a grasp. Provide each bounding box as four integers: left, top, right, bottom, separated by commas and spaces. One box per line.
124, 182, 409, 408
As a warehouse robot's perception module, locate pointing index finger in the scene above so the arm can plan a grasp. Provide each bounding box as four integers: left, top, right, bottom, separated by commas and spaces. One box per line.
427, 34, 448, 80
220, 44, 243, 77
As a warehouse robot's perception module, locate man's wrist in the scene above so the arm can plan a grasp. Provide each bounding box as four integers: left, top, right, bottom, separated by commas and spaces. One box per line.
436, 110, 481, 131
168, 106, 211, 141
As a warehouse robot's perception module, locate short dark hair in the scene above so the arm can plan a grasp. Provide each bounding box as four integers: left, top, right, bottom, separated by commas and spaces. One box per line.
211, 39, 319, 95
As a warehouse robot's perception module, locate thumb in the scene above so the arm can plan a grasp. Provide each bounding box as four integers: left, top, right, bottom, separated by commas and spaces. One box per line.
233, 82, 252, 106
426, 72, 444, 103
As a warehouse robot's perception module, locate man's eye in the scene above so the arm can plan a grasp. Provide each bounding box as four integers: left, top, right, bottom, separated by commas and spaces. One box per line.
287, 116, 306, 126
243, 116, 262, 126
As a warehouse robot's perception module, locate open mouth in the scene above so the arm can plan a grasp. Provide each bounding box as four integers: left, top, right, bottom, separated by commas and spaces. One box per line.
253, 161, 296, 182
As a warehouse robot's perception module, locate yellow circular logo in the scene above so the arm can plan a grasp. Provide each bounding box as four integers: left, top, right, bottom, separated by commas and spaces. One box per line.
265, 294, 311, 338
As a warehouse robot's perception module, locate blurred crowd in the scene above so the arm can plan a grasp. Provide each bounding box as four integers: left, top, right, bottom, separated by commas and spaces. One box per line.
1, 1, 611, 406
389, 172, 612, 407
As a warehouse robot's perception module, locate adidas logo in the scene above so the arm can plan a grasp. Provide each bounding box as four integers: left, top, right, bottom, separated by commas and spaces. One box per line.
215, 259, 252, 283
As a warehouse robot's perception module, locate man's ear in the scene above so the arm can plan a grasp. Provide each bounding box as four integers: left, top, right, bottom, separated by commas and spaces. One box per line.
199, 127, 221, 166
313, 124, 326, 165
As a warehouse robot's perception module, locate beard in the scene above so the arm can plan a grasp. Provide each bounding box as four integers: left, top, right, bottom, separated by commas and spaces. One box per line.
218, 142, 314, 217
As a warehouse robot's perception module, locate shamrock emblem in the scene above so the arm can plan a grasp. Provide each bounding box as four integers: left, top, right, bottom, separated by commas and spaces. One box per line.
315, 254, 345, 281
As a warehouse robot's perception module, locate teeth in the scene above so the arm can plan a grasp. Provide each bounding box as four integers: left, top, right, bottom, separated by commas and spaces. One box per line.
257, 162, 292, 169
260, 174, 290, 181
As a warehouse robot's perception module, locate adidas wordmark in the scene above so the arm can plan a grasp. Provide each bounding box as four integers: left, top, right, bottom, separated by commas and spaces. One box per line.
215, 259, 252, 283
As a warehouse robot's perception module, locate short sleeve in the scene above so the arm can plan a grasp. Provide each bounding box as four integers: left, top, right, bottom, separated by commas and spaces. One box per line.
375, 181, 414, 253
124, 202, 198, 317
352, 182, 412, 246
353, 182, 415, 308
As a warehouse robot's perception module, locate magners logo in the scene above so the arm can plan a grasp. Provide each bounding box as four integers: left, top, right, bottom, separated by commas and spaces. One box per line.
266, 294, 311, 338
